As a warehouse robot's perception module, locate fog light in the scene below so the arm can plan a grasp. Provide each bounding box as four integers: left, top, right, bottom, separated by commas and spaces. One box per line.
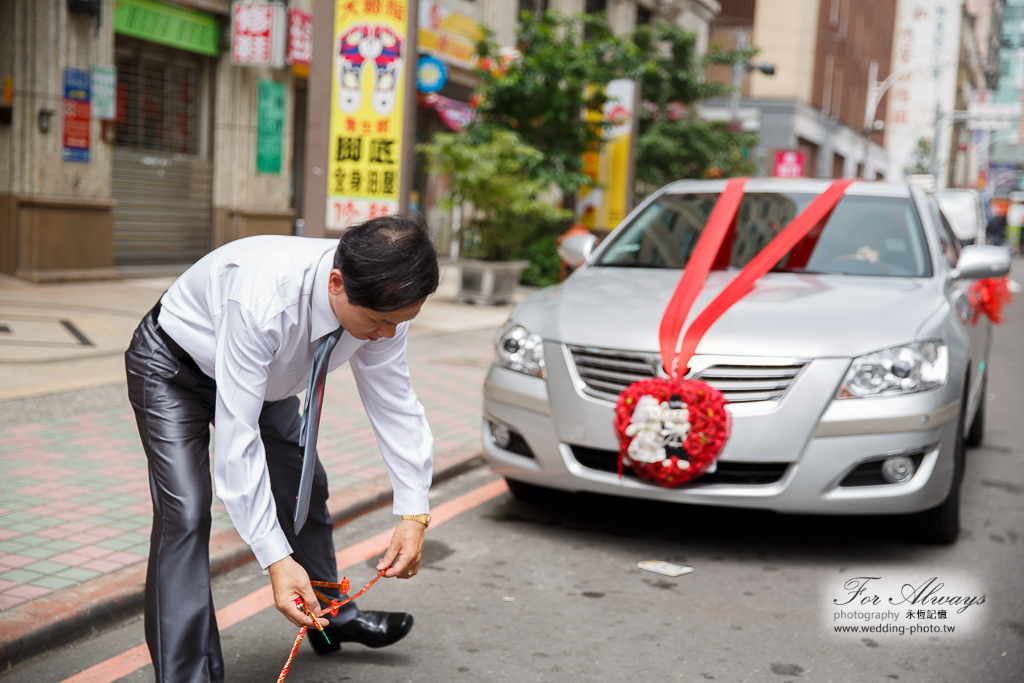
491, 423, 511, 449
881, 455, 915, 483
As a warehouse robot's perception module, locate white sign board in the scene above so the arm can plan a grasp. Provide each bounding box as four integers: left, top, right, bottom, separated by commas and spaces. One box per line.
967, 102, 1022, 131
885, 0, 962, 184
91, 65, 116, 121
231, 1, 287, 68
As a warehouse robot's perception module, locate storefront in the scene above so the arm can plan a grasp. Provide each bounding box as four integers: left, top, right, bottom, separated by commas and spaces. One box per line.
412, 1, 482, 257
111, 1, 220, 267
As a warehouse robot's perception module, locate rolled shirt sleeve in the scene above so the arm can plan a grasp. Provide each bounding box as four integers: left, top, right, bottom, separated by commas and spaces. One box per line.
350, 322, 434, 515
213, 299, 293, 569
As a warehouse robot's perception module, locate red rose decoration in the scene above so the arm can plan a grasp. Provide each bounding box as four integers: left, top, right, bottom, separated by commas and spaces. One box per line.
614, 378, 730, 487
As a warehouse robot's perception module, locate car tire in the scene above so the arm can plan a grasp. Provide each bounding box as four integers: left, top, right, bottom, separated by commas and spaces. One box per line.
504, 478, 556, 503
965, 373, 986, 448
913, 392, 966, 544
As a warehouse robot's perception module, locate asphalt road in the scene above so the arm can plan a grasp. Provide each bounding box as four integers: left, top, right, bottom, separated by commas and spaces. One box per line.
3, 297, 1023, 683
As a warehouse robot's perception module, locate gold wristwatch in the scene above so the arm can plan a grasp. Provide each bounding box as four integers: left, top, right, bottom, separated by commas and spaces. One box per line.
402, 514, 431, 528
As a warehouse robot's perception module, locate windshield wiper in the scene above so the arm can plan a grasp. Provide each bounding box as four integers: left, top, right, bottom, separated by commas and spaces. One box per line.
780, 268, 844, 275
597, 262, 668, 269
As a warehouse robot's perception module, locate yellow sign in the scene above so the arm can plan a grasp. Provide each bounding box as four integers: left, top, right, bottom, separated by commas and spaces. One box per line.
327, 0, 409, 229
418, 1, 481, 69
578, 79, 636, 231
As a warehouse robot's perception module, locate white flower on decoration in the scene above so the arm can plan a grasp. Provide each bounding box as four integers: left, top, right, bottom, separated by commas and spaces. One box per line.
630, 395, 663, 423
625, 396, 692, 464
626, 424, 665, 463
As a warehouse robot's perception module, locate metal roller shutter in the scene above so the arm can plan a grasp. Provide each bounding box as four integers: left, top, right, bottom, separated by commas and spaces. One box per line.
112, 38, 212, 266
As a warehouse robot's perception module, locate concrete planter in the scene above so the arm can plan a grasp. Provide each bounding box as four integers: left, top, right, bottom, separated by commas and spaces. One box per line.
456, 259, 529, 305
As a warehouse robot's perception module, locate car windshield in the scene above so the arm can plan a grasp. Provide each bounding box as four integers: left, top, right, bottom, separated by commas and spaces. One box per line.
596, 192, 932, 277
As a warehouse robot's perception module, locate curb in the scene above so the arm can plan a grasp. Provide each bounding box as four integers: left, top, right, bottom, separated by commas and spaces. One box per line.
0, 447, 485, 671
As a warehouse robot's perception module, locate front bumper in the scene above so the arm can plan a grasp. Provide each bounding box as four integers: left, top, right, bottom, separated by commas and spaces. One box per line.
481, 345, 961, 516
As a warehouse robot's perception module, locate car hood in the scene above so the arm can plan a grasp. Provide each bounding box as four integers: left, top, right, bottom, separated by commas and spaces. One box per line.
514, 266, 943, 359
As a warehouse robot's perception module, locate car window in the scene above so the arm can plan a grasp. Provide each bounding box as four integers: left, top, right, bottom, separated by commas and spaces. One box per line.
928, 200, 962, 268
934, 191, 980, 241
597, 192, 932, 277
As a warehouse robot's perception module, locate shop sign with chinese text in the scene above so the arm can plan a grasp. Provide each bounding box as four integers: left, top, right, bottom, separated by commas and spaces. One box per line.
257, 80, 286, 174
418, 1, 480, 69
288, 7, 313, 69
327, 0, 409, 229
62, 68, 91, 163
114, 0, 220, 57
91, 65, 117, 121
232, 1, 287, 68
577, 79, 636, 231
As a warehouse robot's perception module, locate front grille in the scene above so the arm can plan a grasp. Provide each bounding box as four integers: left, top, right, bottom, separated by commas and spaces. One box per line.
569, 446, 789, 485
567, 346, 808, 404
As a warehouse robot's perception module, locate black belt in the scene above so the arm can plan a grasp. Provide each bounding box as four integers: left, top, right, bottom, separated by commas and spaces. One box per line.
151, 298, 192, 362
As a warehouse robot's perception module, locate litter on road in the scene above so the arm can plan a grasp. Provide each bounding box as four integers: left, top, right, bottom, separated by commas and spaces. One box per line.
637, 561, 694, 577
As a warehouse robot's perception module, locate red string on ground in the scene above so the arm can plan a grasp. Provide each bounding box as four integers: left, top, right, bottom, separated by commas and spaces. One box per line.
276, 570, 387, 682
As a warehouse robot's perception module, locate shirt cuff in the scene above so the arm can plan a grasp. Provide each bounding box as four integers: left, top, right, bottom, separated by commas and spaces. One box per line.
250, 527, 294, 570
392, 489, 430, 516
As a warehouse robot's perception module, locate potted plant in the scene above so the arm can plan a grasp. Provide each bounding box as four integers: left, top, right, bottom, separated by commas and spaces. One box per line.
418, 125, 571, 304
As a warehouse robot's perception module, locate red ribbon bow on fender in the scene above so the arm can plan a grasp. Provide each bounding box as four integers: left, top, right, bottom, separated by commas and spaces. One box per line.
614, 178, 856, 486
969, 276, 1012, 325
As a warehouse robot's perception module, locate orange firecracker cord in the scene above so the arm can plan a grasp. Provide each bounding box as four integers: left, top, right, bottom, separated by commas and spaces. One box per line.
276, 570, 387, 683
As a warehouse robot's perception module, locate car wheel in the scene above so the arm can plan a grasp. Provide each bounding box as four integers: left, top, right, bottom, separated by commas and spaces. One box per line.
504, 478, 557, 503
965, 373, 986, 448
912, 393, 966, 544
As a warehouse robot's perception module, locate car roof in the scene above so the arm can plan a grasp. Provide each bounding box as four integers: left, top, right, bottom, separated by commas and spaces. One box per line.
659, 178, 912, 198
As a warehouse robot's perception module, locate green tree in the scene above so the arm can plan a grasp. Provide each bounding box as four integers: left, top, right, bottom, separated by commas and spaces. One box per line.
631, 23, 760, 194
473, 11, 624, 197
417, 125, 572, 263
473, 11, 760, 201
905, 138, 932, 175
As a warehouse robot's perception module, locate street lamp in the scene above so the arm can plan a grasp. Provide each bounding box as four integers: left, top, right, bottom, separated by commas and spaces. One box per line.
729, 31, 775, 121
862, 58, 959, 134
989, 169, 1024, 196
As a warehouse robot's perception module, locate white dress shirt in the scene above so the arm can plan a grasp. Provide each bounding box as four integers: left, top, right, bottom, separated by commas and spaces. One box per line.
158, 235, 433, 569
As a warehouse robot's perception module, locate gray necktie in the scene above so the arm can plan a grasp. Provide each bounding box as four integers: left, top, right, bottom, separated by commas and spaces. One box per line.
294, 327, 344, 534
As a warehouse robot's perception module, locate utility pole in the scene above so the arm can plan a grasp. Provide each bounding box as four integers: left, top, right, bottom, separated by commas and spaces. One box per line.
729, 30, 746, 122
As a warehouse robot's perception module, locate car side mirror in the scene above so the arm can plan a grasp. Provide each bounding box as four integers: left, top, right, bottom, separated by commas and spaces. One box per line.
557, 234, 598, 268
951, 245, 1012, 280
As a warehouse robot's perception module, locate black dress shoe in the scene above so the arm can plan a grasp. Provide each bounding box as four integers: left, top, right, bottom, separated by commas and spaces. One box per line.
307, 610, 414, 654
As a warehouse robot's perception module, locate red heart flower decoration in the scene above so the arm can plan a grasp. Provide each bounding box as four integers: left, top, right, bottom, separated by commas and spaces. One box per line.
613, 378, 730, 487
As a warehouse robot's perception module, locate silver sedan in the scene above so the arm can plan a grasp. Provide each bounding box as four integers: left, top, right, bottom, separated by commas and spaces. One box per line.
481, 179, 1012, 543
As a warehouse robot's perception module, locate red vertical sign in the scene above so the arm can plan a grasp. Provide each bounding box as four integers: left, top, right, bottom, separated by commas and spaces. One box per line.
62, 68, 91, 163
287, 7, 313, 67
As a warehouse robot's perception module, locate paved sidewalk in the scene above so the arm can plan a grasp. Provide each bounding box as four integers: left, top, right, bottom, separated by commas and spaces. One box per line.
0, 264, 523, 665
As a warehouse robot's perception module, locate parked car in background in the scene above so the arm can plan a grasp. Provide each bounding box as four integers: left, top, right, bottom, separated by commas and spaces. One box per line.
482, 179, 1011, 544
934, 189, 986, 245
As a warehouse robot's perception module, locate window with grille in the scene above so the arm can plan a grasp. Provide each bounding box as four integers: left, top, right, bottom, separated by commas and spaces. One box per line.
115, 38, 203, 154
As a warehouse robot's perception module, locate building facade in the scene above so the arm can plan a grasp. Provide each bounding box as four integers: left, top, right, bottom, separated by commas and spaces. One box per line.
704, 0, 895, 180
0, 0, 309, 282
0, 0, 718, 281
989, 0, 1024, 192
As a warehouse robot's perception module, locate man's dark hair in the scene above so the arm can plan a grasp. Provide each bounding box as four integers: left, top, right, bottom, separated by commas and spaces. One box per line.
333, 214, 440, 312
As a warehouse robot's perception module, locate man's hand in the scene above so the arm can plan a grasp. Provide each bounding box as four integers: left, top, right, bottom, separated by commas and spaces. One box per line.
268, 555, 329, 629
377, 519, 426, 578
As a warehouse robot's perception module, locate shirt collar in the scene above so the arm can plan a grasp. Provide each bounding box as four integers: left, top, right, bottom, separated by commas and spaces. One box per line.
311, 249, 341, 343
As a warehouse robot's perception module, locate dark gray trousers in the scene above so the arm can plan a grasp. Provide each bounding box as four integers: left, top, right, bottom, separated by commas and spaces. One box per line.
125, 306, 355, 683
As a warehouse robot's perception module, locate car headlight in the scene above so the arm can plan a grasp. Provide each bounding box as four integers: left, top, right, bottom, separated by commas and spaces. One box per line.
495, 321, 545, 378
837, 341, 948, 398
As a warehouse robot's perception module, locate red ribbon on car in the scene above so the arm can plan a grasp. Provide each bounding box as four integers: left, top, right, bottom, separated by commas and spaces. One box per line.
658, 178, 856, 379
